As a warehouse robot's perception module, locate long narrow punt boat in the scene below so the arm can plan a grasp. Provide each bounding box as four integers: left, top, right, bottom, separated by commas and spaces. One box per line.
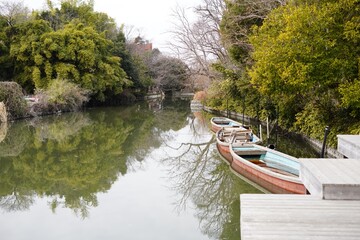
229, 144, 306, 194
216, 128, 261, 163
210, 117, 244, 132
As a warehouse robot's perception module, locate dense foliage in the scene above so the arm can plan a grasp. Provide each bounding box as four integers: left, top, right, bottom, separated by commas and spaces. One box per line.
0, 0, 189, 107
249, 0, 360, 144
207, 0, 284, 122
205, 0, 360, 146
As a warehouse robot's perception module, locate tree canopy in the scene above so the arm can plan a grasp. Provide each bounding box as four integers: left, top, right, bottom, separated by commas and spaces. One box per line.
150, 55, 189, 92
249, 0, 360, 139
191, 0, 360, 146
0, 0, 189, 103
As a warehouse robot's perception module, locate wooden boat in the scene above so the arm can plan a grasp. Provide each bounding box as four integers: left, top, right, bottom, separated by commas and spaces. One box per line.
210, 117, 243, 133
216, 128, 261, 163
229, 144, 306, 194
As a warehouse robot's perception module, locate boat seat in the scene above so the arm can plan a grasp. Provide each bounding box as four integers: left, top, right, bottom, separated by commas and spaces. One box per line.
214, 120, 230, 124
235, 150, 267, 156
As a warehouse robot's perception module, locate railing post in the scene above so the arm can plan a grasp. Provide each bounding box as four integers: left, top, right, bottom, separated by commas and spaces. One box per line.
320, 126, 330, 158
226, 98, 229, 118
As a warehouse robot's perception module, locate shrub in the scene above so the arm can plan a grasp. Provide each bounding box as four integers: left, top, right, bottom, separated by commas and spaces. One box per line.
0, 82, 28, 119
36, 79, 91, 113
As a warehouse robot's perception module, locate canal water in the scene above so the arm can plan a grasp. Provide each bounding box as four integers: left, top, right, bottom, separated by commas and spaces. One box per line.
0, 99, 317, 239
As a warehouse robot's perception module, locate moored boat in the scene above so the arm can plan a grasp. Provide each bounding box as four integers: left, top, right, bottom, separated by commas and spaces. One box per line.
210, 117, 243, 133
229, 144, 306, 194
216, 128, 261, 163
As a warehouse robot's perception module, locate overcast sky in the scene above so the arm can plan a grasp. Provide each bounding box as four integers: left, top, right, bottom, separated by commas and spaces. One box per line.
20, 0, 202, 52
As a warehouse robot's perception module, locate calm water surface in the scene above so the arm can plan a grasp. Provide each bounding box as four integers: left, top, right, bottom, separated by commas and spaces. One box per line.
0, 99, 319, 239
0, 99, 263, 240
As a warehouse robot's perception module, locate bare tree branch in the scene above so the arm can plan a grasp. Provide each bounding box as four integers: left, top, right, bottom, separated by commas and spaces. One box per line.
0, 0, 30, 27
167, 1, 230, 81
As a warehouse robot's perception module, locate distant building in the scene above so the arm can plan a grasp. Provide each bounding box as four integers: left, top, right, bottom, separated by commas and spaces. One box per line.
133, 36, 153, 53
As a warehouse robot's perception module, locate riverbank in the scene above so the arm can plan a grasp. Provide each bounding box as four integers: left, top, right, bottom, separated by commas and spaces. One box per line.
194, 102, 342, 158
0, 80, 91, 121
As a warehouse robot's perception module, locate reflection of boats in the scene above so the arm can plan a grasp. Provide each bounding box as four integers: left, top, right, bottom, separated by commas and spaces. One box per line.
216, 127, 261, 163
229, 144, 306, 194
210, 117, 243, 132
144, 86, 165, 100
145, 92, 165, 112
190, 100, 203, 112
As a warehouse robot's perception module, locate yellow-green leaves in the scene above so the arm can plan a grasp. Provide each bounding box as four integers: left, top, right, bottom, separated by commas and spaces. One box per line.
11, 20, 126, 98
245, 0, 360, 144
339, 79, 360, 108
34, 54, 43, 65
250, 0, 359, 98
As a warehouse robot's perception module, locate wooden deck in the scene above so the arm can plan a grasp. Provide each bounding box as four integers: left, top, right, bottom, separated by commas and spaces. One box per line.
337, 135, 360, 159
241, 194, 360, 240
300, 158, 360, 200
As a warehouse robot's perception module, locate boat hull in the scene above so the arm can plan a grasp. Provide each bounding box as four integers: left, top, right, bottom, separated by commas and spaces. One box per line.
230, 145, 306, 194
215, 127, 261, 164
210, 117, 242, 133
230, 159, 306, 194
216, 142, 233, 163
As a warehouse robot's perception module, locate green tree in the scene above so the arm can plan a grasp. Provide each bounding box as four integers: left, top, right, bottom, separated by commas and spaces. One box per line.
0, 15, 12, 81
39, 0, 117, 40
9, 19, 52, 91
112, 30, 151, 91
205, 0, 284, 119
10, 20, 128, 100
249, 0, 360, 142
0, 0, 31, 81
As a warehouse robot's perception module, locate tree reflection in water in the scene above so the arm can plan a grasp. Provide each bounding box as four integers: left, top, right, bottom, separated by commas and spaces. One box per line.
0, 191, 35, 212
0, 106, 157, 218
0, 101, 262, 239
160, 111, 262, 240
